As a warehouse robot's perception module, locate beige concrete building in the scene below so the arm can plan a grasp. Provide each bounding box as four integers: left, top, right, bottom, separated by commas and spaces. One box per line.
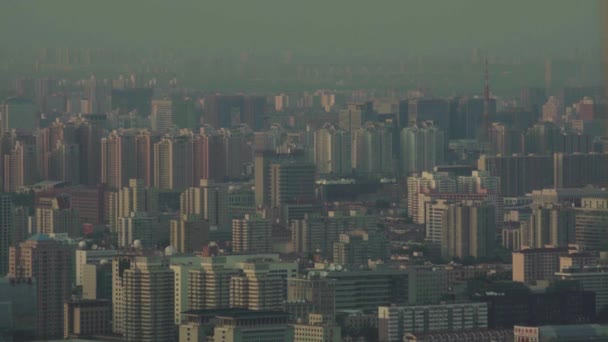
512, 247, 570, 284
82, 261, 112, 300
75, 248, 118, 286
292, 314, 341, 342
179, 322, 205, 342
171, 257, 202, 325
180, 180, 230, 231
123, 255, 174, 342
188, 254, 297, 311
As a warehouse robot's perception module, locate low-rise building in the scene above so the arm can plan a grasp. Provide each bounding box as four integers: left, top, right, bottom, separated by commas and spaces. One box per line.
63, 299, 111, 339
378, 302, 488, 342
556, 266, 608, 313
513, 324, 608, 341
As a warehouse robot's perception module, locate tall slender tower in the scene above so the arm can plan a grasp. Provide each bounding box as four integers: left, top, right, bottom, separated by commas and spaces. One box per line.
480, 57, 491, 143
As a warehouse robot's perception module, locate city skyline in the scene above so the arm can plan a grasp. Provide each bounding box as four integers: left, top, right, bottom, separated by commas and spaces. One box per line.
0, 1, 607, 342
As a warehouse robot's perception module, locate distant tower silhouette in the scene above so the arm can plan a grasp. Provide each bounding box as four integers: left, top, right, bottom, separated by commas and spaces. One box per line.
480, 56, 491, 142
544, 59, 552, 91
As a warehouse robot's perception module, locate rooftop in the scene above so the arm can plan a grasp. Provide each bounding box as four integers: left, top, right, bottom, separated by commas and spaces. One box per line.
27, 233, 51, 241
183, 308, 289, 319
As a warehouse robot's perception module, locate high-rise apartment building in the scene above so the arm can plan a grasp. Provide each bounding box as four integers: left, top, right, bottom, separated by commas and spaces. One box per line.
232, 214, 272, 254
314, 123, 351, 175
269, 158, 316, 209
478, 154, 553, 197
1, 97, 37, 134
153, 136, 173, 189
291, 211, 378, 258
352, 122, 393, 177
188, 254, 297, 311
441, 201, 496, 259
241, 96, 266, 130
575, 198, 608, 251
180, 180, 230, 231
9, 234, 71, 339
425, 199, 450, 250
135, 130, 158, 187
170, 215, 209, 253
488, 122, 524, 155
230, 262, 288, 311
554, 153, 608, 188
3, 140, 38, 192
203, 95, 266, 130
407, 172, 456, 223
123, 256, 174, 342
338, 102, 373, 132
452, 97, 497, 140
76, 115, 104, 186
116, 178, 158, 219
520, 204, 575, 249
75, 248, 118, 287
153, 131, 194, 190
35, 194, 81, 237
408, 98, 450, 134
408, 171, 500, 225
117, 212, 156, 248
50, 141, 80, 184
400, 121, 444, 175
275, 93, 290, 112
220, 126, 252, 180
150, 99, 173, 132
101, 130, 137, 189
193, 128, 225, 182
0, 194, 13, 275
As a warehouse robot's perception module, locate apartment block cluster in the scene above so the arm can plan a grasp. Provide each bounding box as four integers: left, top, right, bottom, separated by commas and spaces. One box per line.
0, 74, 607, 342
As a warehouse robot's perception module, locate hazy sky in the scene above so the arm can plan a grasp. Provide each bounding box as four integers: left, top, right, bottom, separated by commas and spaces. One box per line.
0, 0, 601, 58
